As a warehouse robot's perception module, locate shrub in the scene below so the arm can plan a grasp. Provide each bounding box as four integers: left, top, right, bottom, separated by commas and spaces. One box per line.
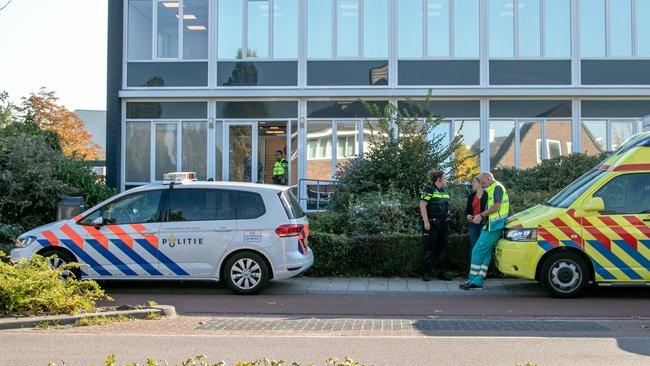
308, 212, 350, 235
98, 354, 366, 366
347, 190, 418, 236
0, 254, 109, 316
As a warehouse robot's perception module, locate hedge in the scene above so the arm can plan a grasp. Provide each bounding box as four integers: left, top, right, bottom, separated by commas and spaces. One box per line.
306, 231, 479, 278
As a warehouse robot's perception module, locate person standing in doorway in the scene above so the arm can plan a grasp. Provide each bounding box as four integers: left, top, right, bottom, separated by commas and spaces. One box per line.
465, 176, 486, 253
272, 150, 289, 185
460, 172, 509, 290
419, 170, 452, 282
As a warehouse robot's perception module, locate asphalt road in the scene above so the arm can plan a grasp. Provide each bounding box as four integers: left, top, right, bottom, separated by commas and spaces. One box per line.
2, 332, 649, 366
100, 281, 650, 318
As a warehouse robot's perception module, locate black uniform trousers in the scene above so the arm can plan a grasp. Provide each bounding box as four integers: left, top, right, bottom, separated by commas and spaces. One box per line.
421, 220, 450, 276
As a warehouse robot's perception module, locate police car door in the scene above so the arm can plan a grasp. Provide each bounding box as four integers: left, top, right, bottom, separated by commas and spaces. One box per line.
158, 187, 237, 277
77, 189, 164, 278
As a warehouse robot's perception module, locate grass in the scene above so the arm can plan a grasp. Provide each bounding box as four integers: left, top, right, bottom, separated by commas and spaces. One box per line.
145, 312, 163, 320
73, 314, 135, 327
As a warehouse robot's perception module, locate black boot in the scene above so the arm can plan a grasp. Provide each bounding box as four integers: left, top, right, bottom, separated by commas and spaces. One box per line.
437, 270, 452, 281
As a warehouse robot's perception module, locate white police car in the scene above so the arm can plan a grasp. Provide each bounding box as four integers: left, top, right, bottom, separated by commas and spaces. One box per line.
11, 172, 313, 294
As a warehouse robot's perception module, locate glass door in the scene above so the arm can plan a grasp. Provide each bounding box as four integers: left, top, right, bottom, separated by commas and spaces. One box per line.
225, 122, 258, 182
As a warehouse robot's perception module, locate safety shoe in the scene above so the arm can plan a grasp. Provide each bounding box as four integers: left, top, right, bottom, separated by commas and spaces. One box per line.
437, 271, 452, 281
459, 282, 483, 291
422, 274, 431, 282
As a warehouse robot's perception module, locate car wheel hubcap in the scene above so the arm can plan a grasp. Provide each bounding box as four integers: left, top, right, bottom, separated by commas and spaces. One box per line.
49, 256, 75, 281
231, 258, 261, 290
549, 259, 581, 293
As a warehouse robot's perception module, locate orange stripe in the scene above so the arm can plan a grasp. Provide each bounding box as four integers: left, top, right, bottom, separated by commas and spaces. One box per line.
73, 214, 82, 222
81, 226, 109, 248
599, 163, 650, 171
582, 218, 612, 250
60, 224, 84, 248
623, 216, 650, 239
42, 231, 59, 246
538, 227, 560, 247
599, 216, 638, 249
550, 217, 584, 247
130, 224, 158, 247
106, 225, 134, 248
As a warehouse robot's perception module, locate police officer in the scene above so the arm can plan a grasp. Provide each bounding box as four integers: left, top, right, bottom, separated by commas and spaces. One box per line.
272, 150, 289, 185
419, 170, 452, 282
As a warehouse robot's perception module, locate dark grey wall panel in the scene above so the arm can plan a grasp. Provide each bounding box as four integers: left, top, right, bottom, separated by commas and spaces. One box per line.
582, 101, 650, 118
490, 100, 572, 118
398, 60, 480, 85
307, 101, 389, 118
582, 60, 650, 85
216, 102, 297, 119
307, 61, 388, 86
126, 102, 208, 119
217, 61, 297, 86
489, 60, 571, 85
398, 100, 480, 118
106, 0, 123, 189
127, 62, 208, 87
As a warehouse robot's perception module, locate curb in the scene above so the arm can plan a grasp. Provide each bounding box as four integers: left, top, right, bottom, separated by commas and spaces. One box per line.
0, 305, 177, 330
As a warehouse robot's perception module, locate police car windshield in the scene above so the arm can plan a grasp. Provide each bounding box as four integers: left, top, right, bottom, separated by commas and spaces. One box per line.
546, 168, 606, 208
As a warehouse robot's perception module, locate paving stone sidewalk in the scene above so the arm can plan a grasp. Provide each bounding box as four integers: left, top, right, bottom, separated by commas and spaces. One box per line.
262, 277, 543, 296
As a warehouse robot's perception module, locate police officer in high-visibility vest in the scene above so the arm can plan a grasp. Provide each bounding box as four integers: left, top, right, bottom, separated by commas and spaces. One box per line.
272, 150, 289, 185
419, 170, 452, 282
460, 171, 509, 290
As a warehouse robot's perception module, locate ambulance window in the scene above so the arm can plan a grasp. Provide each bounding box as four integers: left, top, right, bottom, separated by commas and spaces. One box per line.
81, 190, 163, 225
546, 168, 606, 208
594, 173, 650, 214
166, 188, 218, 222
237, 191, 266, 220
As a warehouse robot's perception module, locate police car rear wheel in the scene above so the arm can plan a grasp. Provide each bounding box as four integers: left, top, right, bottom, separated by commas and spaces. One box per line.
224, 252, 269, 295
541, 252, 589, 298
41, 250, 80, 281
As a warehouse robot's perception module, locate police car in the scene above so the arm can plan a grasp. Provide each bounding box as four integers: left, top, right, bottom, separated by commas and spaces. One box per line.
10, 172, 313, 294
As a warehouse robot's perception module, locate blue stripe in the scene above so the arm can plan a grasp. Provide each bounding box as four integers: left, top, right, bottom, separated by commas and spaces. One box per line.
60, 239, 111, 276
86, 239, 138, 276
640, 240, 650, 251
561, 240, 582, 249
37, 239, 51, 247
111, 239, 163, 276
80, 270, 88, 277
613, 240, 650, 271
537, 240, 554, 251
591, 257, 617, 280
135, 239, 189, 276
587, 240, 643, 280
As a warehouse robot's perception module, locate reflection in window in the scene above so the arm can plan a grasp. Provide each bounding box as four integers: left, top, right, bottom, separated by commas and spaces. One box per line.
519, 122, 541, 168
518, 0, 541, 57
155, 123, 178, 180
182, 122, 207, 180
610, 0, 632, 57
167, 189, 217, 222
594, 173, 650, 214
545, 0, 571, 58
638, 0, 650, 57
489, 120, 516, 169
611, 121, 636, 150
102, 191, 162, 225
427, 0, 450, 57
157, 2, 179, 58
183, 0, 209, 59
214, 121, 223, 181
337, 0, 359, 57
364, 0, 389, 58
545, 120, 573, 157
218, 0, 243, 59
581, 120, 607, 154
336, 122, 359, 174
274, 0, 299, 58
307, 121, 334, 180
454, 120, 481, 181
454, 0, 480, 58
128, 0, 153, 60
489, 0, 514, 58
363, 120, 388, 155
398, 0, 423, 58
308, 0, 333, 58
248, 0, 270, 58
125, 122, 151, 182
580, 0, 606, 57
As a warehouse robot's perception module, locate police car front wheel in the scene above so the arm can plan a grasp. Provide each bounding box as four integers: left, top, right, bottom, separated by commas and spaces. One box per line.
40, 249, 80, 281
540, 251, 590, 298
223, 252, 269, 295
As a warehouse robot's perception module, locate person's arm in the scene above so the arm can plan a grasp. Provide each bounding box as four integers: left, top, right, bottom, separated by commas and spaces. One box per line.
465, 193, 474, 222
419, 201, 430, 231
474, 186, 503, 223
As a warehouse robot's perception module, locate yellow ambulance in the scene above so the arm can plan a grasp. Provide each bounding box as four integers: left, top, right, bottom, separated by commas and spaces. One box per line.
495, 131, 650, 297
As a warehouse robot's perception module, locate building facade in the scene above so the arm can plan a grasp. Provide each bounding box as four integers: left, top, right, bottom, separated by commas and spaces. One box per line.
108, 0, 650, 206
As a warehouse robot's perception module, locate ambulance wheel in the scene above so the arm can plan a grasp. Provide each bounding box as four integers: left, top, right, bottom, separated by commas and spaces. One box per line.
223, 252, 269, 295
40, 249, 81, 281
540, 251, 590, 298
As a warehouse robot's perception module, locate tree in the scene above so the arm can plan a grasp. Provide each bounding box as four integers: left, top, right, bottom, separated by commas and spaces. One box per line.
18, 88, 103, 160
0, 91, 14, 127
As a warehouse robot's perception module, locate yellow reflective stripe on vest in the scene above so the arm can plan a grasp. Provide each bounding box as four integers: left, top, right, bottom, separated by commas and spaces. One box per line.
486, 181, 509, 230
273, 159, 287, 176
421, 192, 450, 201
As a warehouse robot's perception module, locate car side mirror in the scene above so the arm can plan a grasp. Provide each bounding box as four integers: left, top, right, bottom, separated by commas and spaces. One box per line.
91, 216, 104, 227
582, 197, 605, 212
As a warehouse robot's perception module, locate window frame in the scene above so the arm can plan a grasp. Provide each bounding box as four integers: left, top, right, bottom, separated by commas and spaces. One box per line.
79, 189, 167, 226
488, 0, 571, 60
580, 118, 642, 152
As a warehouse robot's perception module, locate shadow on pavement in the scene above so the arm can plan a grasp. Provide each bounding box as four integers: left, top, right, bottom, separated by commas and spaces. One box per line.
616, 338, 650, 357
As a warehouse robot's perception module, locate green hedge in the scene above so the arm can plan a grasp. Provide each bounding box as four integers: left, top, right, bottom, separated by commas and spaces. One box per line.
307, 231, 475, 277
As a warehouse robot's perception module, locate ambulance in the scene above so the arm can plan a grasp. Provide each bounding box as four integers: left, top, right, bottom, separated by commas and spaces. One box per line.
495, 132, 650, 298
10, 173, 313, 294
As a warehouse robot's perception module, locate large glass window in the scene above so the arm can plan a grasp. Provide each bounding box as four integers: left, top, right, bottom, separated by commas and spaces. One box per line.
248, 0, 270, 58
167, 189, 218, 221
274, 0, 299, 58
489, 120, 516, 169
518, 0, 541, 57
638, 0, 650, 57
128, 0, 153, 60
489, 0, 514, 58
398, 0, 423, 58
519, 121, 542, 168
581, 119, 640, 154
454, 0, 480, 58
580, 0, 605, 57
427, 0, 450, 57
125, 122, 151, 182
157, 1, 180, 58
579, 0, 645, 58
337, 0, 359, 57
181, 122, 207, 180
218, 0, 243, 59
594, 173, 650, 214
609, 0, 632, 57
155, 123, 178, 180
308, 0, 333, 58
364, 0, 389, 58
183, 0, 209, 59
544, 0, 571, 58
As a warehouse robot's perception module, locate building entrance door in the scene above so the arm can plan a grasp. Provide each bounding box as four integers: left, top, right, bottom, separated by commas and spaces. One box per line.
224, 122, 258, 182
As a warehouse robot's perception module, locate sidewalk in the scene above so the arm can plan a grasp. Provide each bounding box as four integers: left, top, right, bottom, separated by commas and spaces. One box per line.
262, 277, 543, 296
